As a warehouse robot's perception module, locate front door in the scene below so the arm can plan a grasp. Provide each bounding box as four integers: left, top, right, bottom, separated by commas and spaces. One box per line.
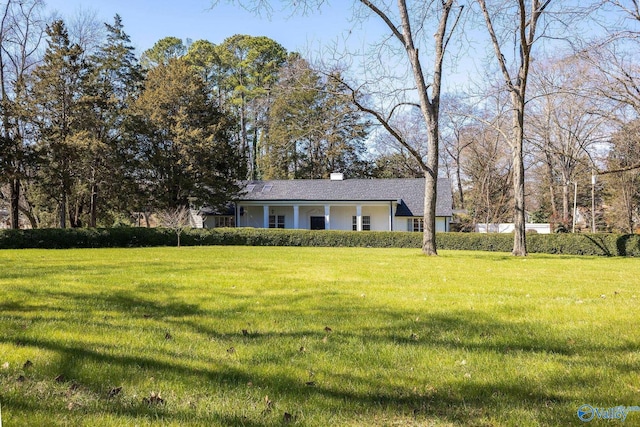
310, 216, 325, 230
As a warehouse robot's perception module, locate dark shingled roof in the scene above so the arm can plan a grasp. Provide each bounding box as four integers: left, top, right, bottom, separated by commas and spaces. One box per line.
237, 178, 453, 217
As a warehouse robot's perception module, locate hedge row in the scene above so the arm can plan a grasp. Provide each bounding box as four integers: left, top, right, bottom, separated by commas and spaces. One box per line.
1, 227, 639, 256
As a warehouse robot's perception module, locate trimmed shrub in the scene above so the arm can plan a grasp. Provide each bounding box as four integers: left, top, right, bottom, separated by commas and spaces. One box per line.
1, 227, 639, 256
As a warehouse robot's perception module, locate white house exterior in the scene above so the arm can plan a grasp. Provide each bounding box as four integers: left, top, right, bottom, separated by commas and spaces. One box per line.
202, 176, 453, 232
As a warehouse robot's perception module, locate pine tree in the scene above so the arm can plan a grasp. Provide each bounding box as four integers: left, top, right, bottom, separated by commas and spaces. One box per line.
263, 56, 370, 179
79, 14, 143, 226
29, 20, 85, 228
217, 35, 287, 179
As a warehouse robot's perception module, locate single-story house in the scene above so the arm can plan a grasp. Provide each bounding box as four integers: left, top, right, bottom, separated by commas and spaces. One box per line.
202, 174, 453, 232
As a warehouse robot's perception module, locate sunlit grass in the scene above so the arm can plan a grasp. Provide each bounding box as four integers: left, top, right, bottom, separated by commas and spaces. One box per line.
1, 246, 639, 426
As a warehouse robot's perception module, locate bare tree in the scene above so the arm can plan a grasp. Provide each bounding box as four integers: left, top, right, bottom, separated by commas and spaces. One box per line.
156, 206, 191, 247
0, 0, 46, 229
577, 1, 640, 175
213, 0, 464, 255
66, 6, 104, 56
440, 95, 477, 209
527, 56, 610, 225
475, 0, 554, 255
463, 123, 513, 228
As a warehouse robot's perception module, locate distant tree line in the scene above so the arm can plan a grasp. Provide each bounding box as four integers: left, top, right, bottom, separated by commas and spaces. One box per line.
2, 0, 640, 238
0, 2, 386, 228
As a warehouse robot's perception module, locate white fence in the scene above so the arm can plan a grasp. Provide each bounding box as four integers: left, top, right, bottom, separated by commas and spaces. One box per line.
476, 223, 551, 234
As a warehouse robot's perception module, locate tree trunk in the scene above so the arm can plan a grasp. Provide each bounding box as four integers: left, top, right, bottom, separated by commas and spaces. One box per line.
18, 203, 38, 229
511, 106, 527, 256
544, 149, 557, 218
10, 177, 20, 229
240, 95, 250, 179
59, 196, 67, 229
624, 183, 634, 234
512, 144, 527, 255
422, 171, 438, 255
90, 182, 98, 227
422, 123, 439, 256
71, 197, 83, 228
561, 177, 570, 223
252, 109, 259, 179
456, 163, 464, 209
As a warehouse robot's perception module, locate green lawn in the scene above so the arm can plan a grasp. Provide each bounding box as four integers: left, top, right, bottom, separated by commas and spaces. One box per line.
0, 246, 638, 426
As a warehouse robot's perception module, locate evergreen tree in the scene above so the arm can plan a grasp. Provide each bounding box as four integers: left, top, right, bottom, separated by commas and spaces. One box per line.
79, 14, 143, 226
217, 34, 287, 179
261, 54, 320, 179
29, 20, 85, 228
128, 58, 244, 211
316, 73, 370, 177
184, 39, 223, 100
263, 56, 370, 179
140, 36, 186, 68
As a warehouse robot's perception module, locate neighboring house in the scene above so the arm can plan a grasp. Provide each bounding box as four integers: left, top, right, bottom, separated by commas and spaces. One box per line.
202, 174, 453, 232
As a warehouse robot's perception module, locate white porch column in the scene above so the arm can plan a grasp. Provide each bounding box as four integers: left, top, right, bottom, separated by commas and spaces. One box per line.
293, 205, 300, 229
389, 202, 393, 231
356, 204, 362, 231
324, 205, 331, 230
263, 205, 269, 229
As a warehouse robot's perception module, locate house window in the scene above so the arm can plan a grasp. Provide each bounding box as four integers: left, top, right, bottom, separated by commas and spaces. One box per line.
352, 215, 371, 231
411, 218, 424, 232
363, 216, 371, 231
269, 215, 285, 229
214, 216, 235, 228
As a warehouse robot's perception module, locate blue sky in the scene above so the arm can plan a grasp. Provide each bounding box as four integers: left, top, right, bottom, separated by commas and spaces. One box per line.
44, 0, 365, 55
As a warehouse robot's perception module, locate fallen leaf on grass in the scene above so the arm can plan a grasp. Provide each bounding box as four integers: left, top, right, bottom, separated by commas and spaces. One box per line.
65, 383, 80, 398
108, 386, 122, 398
143, 391, 164, 406
262, 395, 273, 414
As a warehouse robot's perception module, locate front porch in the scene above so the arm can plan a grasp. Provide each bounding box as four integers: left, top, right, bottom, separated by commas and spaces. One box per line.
237, 202, 396, 231
232, 201, 450, 232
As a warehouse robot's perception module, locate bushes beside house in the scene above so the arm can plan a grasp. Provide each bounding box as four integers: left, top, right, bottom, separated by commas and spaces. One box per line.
1, 227, 639, 256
